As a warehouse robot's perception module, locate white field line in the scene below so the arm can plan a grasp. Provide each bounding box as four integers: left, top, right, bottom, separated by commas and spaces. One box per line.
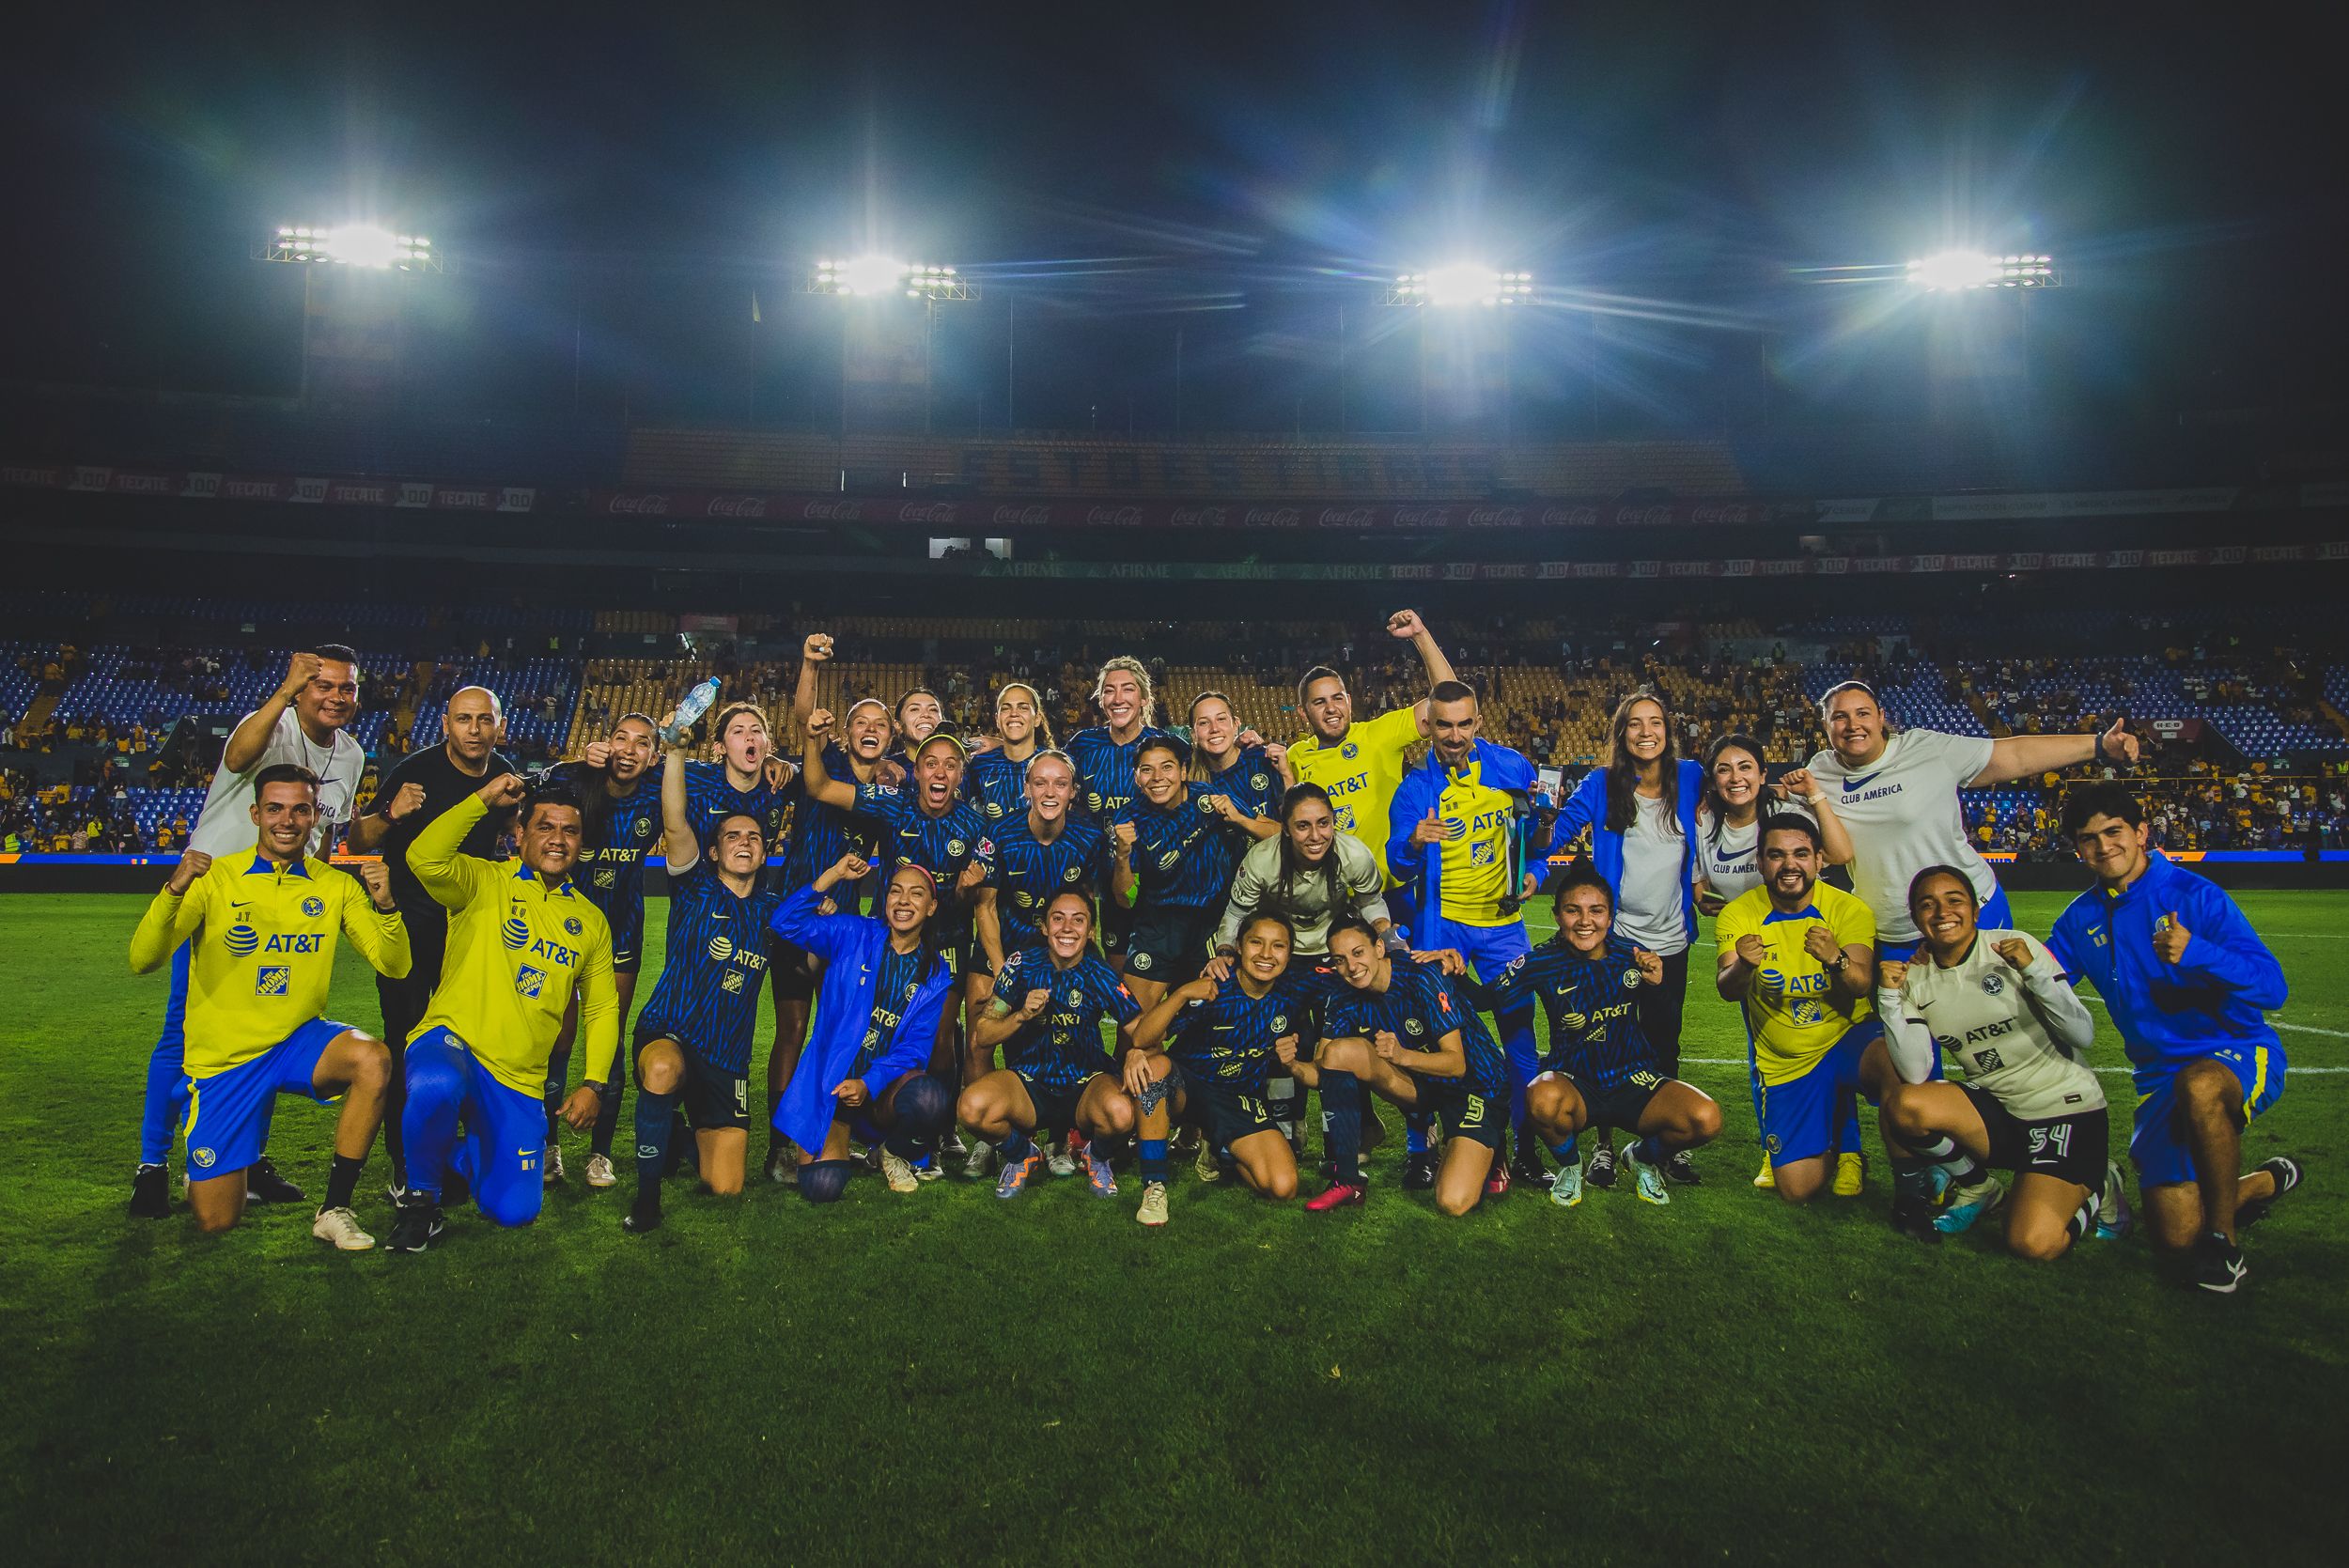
2073, 989, 2349, 1040
1675, 1055, 2349, 1076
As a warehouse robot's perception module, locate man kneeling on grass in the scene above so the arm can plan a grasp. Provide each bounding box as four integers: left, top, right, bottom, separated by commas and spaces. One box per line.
129, 764, 410, 1249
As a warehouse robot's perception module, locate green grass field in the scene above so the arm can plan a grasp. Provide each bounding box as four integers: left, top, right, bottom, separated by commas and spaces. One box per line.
3, 890, 2343, 1564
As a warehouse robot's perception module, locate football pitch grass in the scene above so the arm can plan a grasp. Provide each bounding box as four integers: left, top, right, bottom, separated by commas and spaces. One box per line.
3, 890, 2343, 1564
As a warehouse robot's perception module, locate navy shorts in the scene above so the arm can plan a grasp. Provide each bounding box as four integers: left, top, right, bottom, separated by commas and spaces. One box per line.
1177, 1073, 1280, 1151
182, 1017, 348, 1179
1416, 1080, 1504, 1148
1013, 1067, 1103, 1134
1125, 906, 1217, 985
1558, 1067, 1668, 1134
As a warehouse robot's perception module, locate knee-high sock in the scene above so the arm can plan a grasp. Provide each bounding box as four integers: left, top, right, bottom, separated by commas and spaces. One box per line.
542, 1039, 571, 1139
882, 1074, 953, 1159
1268, 1074, 1299, 1141
1497, 1000, 1538, 1138
140, 1038, 188, 1167
633, 1085, 678, 1208
1404, 1108, 1434, 1155
1893, 1130, 1985, 1189
591, 1045, 628, 1157
399, 1036, 470, 1202
1320, 1071, 1363, 1186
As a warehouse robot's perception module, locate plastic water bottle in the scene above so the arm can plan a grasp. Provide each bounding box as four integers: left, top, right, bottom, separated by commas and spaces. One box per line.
660, 677, 722, 746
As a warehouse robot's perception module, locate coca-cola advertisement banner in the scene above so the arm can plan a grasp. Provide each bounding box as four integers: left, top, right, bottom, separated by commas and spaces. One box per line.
3, 463, 535, 513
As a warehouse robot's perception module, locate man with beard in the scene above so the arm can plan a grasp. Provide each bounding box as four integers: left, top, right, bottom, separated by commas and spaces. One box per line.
1283, 610, 1455, 882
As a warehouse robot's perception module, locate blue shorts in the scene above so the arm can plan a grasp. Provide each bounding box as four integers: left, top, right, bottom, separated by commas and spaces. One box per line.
1427, 918, 1532, 988
1877, 886, 2014, 961
405, 1025, 549, 1225
181, 1017, 349, 1180
2130, 1044, 2287, 1189
1758, 1020, 1885, 1168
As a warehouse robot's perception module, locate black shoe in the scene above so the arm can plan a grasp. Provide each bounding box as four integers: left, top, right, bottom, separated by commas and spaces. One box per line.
1890, 1177, 1943, 1242
1509, 1146, 1554, 1191
130, 1163, 170, 1219
2236, 1156, 2303, 1232
1584, 1141, 1618, 1189
1402, 1151, 1439, 1191
2191, 1230, 2248, 1294
1360, 1110, 1389, 1156
245, 1156, 306, 1204
1663, 1148, 1702, 1186
383, 1197, 444, 1253
441, 1169, 473, 1208
620, 1197, 663, 1234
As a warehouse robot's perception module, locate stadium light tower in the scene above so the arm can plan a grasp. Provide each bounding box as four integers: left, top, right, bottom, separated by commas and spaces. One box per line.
1383, 263, 1534, 307
804, 256, 976, 301
254, 223, 442, 407
1906, 250, 2059, 290
800, 256, 981, 434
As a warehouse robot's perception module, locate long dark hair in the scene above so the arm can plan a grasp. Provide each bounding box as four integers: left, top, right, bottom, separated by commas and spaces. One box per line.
1603, 690, 1682, 837
1272, 783, 1343, 917
1698, 733, 1766, 848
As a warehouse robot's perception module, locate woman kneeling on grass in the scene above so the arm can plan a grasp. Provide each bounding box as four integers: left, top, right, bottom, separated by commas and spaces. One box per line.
767, 853, 959, 1206
1875, 866, 2128, 1257
1283, 917, 1511, 1217
1121, 913, 1331, 1225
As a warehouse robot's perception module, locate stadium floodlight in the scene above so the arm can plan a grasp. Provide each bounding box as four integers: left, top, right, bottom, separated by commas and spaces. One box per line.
257, 224, 439, 271
1382, 264, 1533, 307
804, 256, 976, 300
1906, 251, 2058, 290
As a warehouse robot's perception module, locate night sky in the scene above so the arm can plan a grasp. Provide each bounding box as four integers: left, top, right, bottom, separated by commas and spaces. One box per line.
5, 3, 2343, 435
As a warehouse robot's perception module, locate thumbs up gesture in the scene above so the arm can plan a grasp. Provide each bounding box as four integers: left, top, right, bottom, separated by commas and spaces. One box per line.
2154, 912, 2192, 965
1410, 808, 1447, 846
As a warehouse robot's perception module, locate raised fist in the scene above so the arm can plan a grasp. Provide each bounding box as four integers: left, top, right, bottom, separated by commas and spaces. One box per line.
1992, 937, 2034, 972
1877, 958, 1909, 992
1801, 924, 1843, 965
1386, 609, 1425, 642
1735, 932, 1769, 969
356, 859, 397, 908
477, 773, 526, 810
1633, 947, 1664, 986
281, 650, 322, 700
583, 740, 611, 769
1373, 1029, 1405, 1063
802, 633, 835, 663
385, 781, 428, 822
165, 850, 212, 895
804, 707, 835, 743
1112, 820, 1138, 855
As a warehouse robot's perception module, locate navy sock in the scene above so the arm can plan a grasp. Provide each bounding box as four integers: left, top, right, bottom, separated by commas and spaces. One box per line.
1320, 1072, 1363, 1185
324, 1152, 365, 1211
634, 1088, 678, 1208
1637, 1135, 1666, 1167
1404, 1109, 1432, 1156
1140, 1138, 1169, 1183
1000, 1127, 1036, 1164
1548, 1137, 1579, 1166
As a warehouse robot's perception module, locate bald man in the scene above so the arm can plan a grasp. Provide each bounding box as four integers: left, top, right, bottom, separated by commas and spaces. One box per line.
350, 686, 514, 1191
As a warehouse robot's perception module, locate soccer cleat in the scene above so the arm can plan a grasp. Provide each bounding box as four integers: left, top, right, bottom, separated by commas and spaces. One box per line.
1832, 1151, 1864, 1198
1484, 1157, 1511, 1198
914, 1153, 944, 1183
994, 1146, 1045, 1200
1194, 1139, 1222, 1184
1664, 1148, 1702, 1187
383, 1197, 444, 1253
245, 1157, 305, 1204
2191, 1230, 2248, 1294
1402, 1151, 1439, 1191
1753, 1156, 1776, 1190
1933, 1176, 2006, 1234
620, 1197, 663, 1234
1548, 1164, 1584, 1208
880, 1148, 920, 1194
311, 1206, 374, 1251
130, 1163, 170, 1219
962, 1139, 994, 1180
763, 1145, 792, 1184
2094, 1158, 2134, 1241
2235, 1156, 2303, 1233
1047, 1136, 1079, 1178
1890, 1193, 1943, 1244
1136, 1181, 1170, 1226
542, 1142, 566, 1187
1304, 1182, 1365, 1212
584, 1153, 616, 1189
1619, 1141, 1672, 1206
1085, 1142, 1119, 1198
1510, 1145, 1554, 1191
1584, 1141, 1618, 1189
941, 1129, 969, 1159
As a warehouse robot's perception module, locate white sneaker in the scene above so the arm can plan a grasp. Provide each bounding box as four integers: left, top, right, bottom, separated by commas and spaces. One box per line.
584, 1153, 616, 1189
311, 1205, 374, 1251
542, 1142, 566, 1187
962, 1139, 994, 1179
881, 1148, 920, 1193
1048, 1139, 1079, 1178
1136, 1180, 1170, 1226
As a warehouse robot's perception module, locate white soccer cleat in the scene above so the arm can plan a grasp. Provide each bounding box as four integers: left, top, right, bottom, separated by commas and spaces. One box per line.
880, 1148, 921, 1194
1619, 1139, 1672, 1206
1047, 1139, 1078, 1178
542, 1142, 566, 1187
311, 1205, 375, 1251
962, 1139, 994, 1179
1136, 1180, 1170, 1226
583, 1153, 616, 1189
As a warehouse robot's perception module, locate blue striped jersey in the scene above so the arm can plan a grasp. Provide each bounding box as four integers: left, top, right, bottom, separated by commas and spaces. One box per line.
681, 760, 792, 862
1193, 746, 1284, 889
994, 945, 1142, 1093
632, 860, 787, 1073
962, 747, 1034, 825
1166, 968, 1343, 1096
1066, 724, 1179, 823
1323, 961, 1508, 1097
853, 943, 941, 1079
1486, 934, 1662, 1090
1116, 791, 1226, 910
853, 781, 994, 884
779, 743, 885, 893
552, 765, 663, 934
986, 814, 1109, 951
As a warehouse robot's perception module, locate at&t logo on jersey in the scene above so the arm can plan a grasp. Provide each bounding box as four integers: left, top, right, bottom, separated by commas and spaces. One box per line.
262, 932, 324, 954
708, 933, 737, 962
503, 905, 531, 949
255, 965, 291, 996
224, 921, 260, 957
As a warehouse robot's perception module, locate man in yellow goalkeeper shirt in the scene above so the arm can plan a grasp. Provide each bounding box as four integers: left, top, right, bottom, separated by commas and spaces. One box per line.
386, 771, 617, 1251
128, 764, 411, 1249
